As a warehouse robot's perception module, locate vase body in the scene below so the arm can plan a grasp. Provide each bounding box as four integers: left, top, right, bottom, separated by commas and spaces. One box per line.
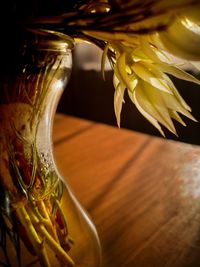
0, 29, 101, 267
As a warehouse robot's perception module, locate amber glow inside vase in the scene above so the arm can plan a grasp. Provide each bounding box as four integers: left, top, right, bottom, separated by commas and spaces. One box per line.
0, 29, 101, 267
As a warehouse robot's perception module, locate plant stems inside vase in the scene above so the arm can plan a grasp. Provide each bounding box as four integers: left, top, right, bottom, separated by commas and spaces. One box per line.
0, 29, 101, 267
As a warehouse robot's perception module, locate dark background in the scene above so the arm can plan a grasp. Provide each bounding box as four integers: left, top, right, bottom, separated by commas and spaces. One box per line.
57, 43, 200, 146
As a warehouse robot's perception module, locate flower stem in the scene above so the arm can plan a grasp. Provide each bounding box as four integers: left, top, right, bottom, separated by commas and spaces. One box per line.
16, 206, 51, 267
37, 200, 59, 243
28, 206, 75, 267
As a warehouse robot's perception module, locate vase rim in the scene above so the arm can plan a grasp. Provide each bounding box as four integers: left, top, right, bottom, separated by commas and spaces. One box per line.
25, 28, 75, 52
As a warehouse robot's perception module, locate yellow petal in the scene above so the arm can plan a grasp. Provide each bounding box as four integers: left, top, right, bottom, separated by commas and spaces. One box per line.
128, 87, 165, 136
166, 78, 192, 111
169, 110, 186, 126
139, 36, 170, 64
132, 62, 173, 93
116, 52, 138, 92
116, 53, 131, 88
114, 82, 125, 128
159, 89, 197, 121
155, 63, 200, 85
130, 80, 177, 135
101, 43, 110, 81
142, 82, 178, 134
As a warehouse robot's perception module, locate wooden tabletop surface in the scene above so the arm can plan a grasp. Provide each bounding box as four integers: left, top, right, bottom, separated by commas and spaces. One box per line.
53, 113, 200, 267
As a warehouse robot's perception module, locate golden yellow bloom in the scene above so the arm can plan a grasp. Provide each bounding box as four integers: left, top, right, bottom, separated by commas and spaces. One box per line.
109, 41, 200, 136
79, 1, 200, 136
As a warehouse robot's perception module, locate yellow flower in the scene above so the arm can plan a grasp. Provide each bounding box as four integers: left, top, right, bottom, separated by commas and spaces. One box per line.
73, 0, 200, 136
109, 41, 200, 136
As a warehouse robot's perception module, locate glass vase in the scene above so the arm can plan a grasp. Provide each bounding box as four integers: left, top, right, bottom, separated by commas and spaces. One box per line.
0, 29, 101, 267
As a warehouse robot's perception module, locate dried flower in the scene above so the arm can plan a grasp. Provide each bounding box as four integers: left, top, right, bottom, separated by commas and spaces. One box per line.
78, 1, 200, 136
110, 40, 200, 136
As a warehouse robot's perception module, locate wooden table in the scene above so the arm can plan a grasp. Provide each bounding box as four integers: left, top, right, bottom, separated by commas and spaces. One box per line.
53, 113, 200, 267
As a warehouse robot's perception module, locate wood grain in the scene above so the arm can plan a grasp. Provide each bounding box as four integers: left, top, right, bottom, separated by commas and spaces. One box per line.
53, 113, 200, 267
